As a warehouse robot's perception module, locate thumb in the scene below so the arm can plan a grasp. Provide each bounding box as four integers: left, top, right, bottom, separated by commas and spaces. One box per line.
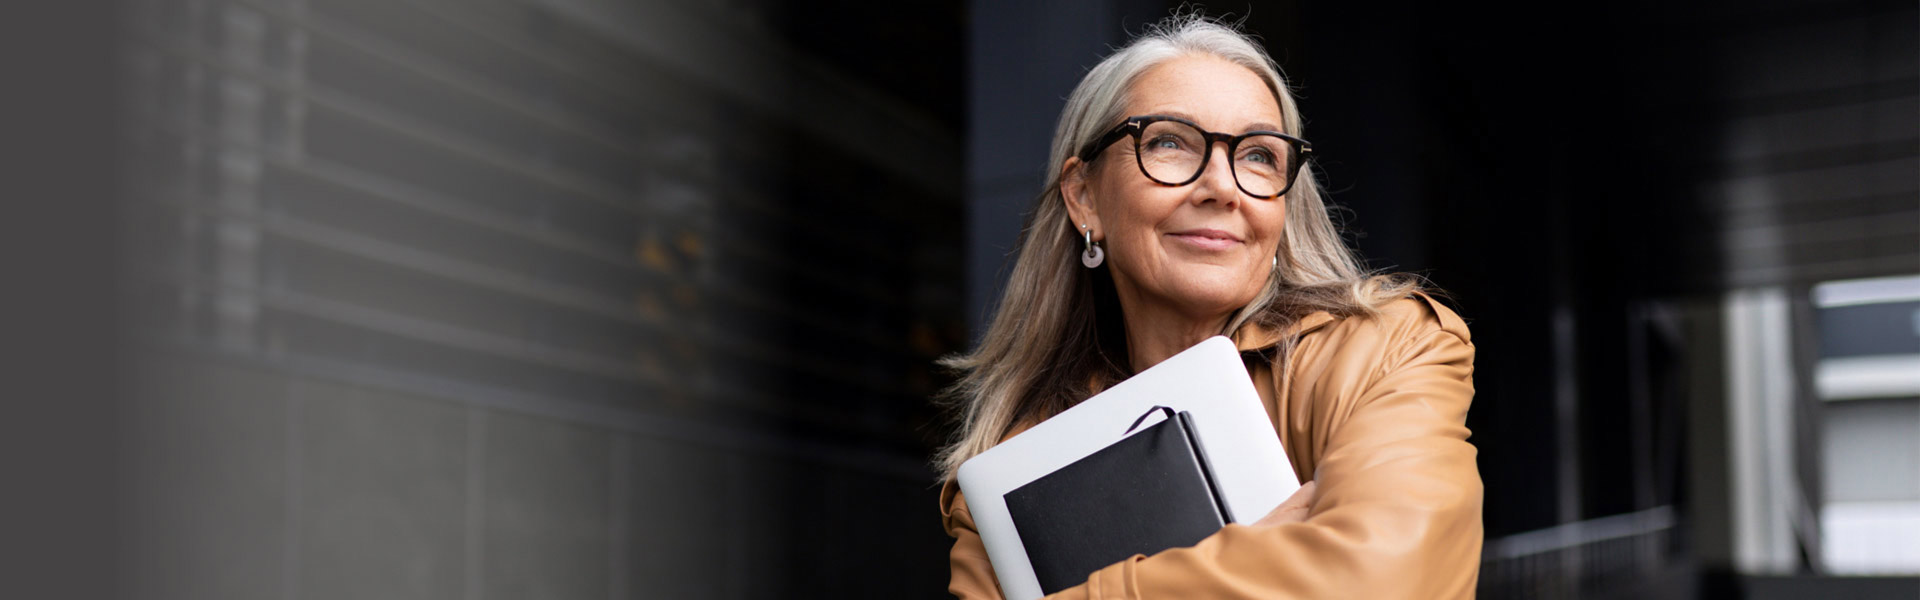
1254, 481, 1318, 527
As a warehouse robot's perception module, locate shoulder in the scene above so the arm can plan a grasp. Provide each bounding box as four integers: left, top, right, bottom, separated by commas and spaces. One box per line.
1365, 292, 1471, 345
1235, 292, 1470, 353
1291, 292, 1469, 347
1292, 292, 1473, 374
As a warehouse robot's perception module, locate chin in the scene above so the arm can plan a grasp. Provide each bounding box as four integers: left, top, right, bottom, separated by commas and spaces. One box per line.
1166, 281, 1262, 316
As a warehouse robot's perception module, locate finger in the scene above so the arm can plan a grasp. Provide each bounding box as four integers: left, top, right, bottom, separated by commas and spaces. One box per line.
1281, 481, 1317, 509
1255, 481, 1317, 526
1255, 503, 1308, 527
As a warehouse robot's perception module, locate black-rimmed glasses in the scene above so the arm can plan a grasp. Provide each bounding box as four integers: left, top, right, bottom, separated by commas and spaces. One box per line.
1078, 115, 1313, 199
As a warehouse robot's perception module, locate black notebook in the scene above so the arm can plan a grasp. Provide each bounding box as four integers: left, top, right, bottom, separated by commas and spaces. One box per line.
1003, 407, 1233, 594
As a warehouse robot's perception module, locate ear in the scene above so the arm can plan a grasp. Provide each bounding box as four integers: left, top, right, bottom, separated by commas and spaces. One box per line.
1060, 157, 1103, 241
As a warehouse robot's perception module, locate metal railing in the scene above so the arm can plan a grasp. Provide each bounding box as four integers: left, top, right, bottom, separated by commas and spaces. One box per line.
1479, 506, 1680, 599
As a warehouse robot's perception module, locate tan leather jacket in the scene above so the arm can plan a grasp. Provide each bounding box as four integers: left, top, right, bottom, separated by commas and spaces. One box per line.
940, 293, 1482, 598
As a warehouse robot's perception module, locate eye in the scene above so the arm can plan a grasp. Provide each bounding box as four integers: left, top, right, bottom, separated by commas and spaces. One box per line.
1237, 137, 1290, 168
1146, 135, 1186, 151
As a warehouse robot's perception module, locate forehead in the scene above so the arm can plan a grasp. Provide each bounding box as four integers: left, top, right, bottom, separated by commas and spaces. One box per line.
1125, 54, 1283, 131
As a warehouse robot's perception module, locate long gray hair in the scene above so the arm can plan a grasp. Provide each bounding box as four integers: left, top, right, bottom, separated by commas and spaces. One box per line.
935, 14, 1417, 482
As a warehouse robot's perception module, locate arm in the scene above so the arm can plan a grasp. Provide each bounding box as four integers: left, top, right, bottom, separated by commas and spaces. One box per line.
1053, 323, 1482, 599
941, 481, 1008, 599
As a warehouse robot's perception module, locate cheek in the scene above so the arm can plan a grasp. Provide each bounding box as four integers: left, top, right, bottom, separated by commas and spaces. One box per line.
1256, 206, 1287, 253
1092, 187, 1162, 244
1106, 208, 1179, 272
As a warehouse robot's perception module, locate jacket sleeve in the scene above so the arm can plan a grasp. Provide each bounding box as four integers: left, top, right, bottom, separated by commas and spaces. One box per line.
1064, 309, 1481, 599
941, 481, 1008, 599
942, 301, 1482, 599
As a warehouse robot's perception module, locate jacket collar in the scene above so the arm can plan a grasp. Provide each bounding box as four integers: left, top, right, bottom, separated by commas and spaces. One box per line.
1231, 310, 1336, 352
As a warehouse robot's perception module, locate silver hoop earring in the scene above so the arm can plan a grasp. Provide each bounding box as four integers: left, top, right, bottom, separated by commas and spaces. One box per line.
1081, 230, 1104, 268
1272, 255, 1278, 269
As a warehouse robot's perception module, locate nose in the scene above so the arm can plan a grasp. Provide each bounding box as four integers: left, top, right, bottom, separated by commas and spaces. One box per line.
1190, 141, 1241, 207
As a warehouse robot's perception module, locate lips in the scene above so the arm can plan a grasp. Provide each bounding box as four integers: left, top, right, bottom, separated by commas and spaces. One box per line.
1168, 228, 1243, 251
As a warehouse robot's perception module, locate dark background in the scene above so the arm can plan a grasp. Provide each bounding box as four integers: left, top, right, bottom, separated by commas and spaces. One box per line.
2, 0, 1914, 598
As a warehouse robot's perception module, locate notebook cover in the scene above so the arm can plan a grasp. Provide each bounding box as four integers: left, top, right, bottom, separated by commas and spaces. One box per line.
1003, 411, 1230, 594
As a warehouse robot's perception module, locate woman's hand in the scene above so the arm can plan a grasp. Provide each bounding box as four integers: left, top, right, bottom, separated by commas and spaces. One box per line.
1253, 481, 1317, 526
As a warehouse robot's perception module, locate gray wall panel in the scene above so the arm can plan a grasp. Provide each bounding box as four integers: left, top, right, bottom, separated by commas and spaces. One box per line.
296, 380, 467, 600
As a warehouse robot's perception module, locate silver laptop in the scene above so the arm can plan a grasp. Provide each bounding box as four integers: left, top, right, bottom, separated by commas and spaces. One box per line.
955, 336, 1300, 600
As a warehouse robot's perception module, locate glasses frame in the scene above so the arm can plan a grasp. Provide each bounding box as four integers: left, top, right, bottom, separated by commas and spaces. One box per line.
1077, 115, 1314, 199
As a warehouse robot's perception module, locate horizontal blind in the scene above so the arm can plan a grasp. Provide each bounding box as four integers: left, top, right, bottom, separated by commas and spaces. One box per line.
120, 0, 964, 457
1699, 1, 1919, 288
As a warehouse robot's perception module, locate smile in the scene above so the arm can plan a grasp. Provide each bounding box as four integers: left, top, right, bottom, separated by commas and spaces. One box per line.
1167, 228, 1243, 251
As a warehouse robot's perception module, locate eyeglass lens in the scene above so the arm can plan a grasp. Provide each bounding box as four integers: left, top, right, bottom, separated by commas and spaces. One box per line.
1136, 120, 1295, 197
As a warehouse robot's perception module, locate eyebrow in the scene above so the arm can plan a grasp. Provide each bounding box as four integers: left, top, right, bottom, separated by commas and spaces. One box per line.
1145, 111, 1284, 134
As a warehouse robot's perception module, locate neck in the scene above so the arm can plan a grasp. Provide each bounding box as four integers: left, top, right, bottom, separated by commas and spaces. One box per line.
1119, 299, 1233, 373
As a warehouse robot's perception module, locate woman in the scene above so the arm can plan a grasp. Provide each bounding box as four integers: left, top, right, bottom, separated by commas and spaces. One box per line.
936, 15, 1482, 599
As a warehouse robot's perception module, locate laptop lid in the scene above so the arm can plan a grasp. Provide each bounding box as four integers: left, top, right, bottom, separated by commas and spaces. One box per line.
955, 336, 1299, 600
